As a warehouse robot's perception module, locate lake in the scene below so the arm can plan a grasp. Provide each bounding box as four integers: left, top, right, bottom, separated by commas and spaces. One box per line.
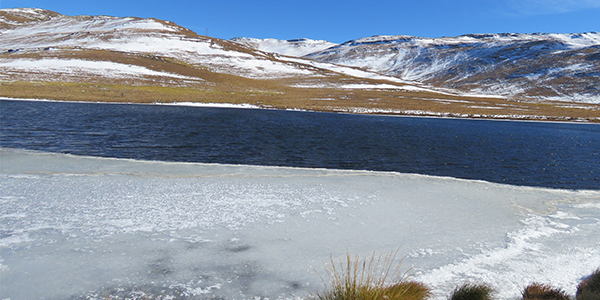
1, 99, 599, 189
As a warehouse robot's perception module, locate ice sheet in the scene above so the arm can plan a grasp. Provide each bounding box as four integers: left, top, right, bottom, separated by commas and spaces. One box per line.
1, 148, 599, 299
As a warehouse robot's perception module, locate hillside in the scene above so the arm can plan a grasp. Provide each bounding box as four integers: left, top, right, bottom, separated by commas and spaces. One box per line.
1, 8, 599, 122
236, 34, 600, 104
305, 33, 600, 103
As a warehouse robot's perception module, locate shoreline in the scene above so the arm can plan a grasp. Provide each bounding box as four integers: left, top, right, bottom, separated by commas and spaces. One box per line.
2, 97, 599, 124
3, 146, 599, 195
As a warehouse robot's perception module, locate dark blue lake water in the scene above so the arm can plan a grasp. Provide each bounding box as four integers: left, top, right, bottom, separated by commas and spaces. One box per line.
1, 99, 599, 189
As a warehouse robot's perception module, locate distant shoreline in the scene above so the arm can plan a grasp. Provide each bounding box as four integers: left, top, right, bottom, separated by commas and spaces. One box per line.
2, 97, 599, 124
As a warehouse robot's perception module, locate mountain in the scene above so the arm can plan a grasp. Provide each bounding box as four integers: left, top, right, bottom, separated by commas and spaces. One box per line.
0, 9, 444, 93
0, 8, 322, 80
237, 34, 600, 104
308, 33, 600, 103
1, 8, 599, 122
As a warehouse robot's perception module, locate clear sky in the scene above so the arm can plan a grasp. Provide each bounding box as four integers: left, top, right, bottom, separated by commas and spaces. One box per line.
2, 0, 599, 43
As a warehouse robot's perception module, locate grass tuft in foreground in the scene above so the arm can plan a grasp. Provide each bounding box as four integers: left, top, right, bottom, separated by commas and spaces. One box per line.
577, 269, 600, 300
313, 249, 431, 300
522, 283, 570, 300
449, 283, 495, 300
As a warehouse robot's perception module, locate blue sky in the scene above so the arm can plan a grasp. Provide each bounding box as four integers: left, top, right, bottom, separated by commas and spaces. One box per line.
2, 0, 599, 43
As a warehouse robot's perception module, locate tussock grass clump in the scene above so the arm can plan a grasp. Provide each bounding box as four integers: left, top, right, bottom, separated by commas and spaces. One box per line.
522, 283, 570, 300
314, 249, 431, 300
449, 283, 495, 300
382, 281, 432, 300
577, 269, 600, 300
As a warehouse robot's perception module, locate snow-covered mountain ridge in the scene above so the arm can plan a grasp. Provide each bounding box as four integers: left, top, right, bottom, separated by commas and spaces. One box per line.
235, 33, 600, 103
337, 33, 600, 48
349, 33, 600, 102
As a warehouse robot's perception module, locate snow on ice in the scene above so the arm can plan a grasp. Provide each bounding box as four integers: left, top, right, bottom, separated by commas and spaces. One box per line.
1, 148, 599, 299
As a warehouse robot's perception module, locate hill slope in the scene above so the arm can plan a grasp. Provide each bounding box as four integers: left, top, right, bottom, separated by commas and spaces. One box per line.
0, 8, 321, 80
1, 8, 598, 122
304, 33, 600, 103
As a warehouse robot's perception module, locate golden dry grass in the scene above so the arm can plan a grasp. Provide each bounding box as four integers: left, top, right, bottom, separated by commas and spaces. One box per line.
2, 48, 599, 122
313, 250, 431, 300
450, 283, 495, 300
3, 80, 598, 122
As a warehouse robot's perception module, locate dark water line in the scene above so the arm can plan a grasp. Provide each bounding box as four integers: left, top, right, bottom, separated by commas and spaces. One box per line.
1, 99, 599, 190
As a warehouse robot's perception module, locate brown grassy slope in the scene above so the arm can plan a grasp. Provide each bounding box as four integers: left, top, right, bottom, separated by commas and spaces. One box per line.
1, 46, 599, 122
0, 8, 63, 29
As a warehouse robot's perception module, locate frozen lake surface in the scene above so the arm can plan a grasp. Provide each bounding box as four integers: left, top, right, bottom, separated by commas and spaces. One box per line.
1, 148, 599, 299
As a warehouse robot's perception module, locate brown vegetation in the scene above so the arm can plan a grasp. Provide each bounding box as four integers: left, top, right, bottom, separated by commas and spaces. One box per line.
577, 269, 600, 300
522, 283, 570, 300
450, 283, 495, 300
312, 251, 599, 300
2, 48, 599, 122
314, 249, 431, 300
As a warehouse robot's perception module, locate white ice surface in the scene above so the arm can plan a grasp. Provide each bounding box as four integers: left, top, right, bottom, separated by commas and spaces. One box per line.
1, 148, 599, 299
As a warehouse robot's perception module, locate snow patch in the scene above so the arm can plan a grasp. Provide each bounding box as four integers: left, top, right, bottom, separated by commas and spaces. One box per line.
0, 58, 201, 80
340, 83, 403, 89
231, 37, 338, 57
156, 102, 261, 109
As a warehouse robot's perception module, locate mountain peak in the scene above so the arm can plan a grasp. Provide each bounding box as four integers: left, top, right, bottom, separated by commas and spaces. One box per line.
0, 8, 63, 29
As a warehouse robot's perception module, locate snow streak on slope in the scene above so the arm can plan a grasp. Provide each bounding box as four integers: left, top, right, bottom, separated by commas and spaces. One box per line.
0, 58, 202, 82
231, 37, 338, 57
306, 33, 600, 103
